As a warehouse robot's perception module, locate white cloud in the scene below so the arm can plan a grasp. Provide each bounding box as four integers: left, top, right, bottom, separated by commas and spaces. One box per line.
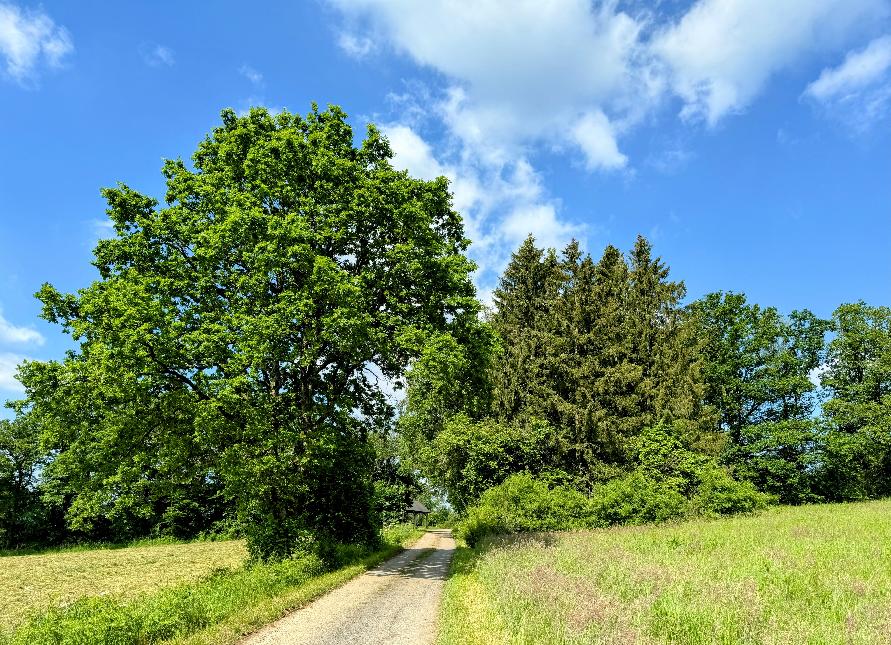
338, 32, 375, 58
0, 2, 72, 84
571, 110, 628, 170
0, 352, 26, 392
330, 0, 888, 291
382, 123, 582, 287
239, 64, 263, 86
330, 0, 649, 167
803, 34, 891, 128
141, 43, 174, 67
806, 35, 891, 100
652, 0, 888, 125
808, 364, 829, 387
382, 124, 446, 180
0, 309, 43, 346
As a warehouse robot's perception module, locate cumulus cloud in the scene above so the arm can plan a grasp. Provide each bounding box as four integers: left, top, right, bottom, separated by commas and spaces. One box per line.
0, 309, 43, 346
331, 0, 887, 156
803, 34, 891, 128
140, 43, 174, 67
653, 0, 888, 125
382, 123, 583, 286
571, 110, 628, 170
0, 2, 72, 84
330, 0, 648, 167
328, 0, 887, 290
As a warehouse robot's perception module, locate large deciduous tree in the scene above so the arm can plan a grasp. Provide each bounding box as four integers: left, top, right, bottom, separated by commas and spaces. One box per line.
820, 302, 891, 500
689, 292, 829, 502
27, 106, 480, 560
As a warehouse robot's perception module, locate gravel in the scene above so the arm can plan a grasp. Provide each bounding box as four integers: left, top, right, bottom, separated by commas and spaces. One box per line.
240, 529, 456, 645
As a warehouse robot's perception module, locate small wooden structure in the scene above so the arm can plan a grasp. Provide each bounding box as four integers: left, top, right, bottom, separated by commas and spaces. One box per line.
405, 499, 431, 526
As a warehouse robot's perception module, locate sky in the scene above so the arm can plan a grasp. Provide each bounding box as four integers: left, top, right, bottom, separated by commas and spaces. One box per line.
1, 0, 890, 403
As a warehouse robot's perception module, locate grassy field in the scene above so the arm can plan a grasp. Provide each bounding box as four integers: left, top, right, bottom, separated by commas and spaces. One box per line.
439, 499, 891, 644
1, 539, 247, 633
2, 525, 424, 644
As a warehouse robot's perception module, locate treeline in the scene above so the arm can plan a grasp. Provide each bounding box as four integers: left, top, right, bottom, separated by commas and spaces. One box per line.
1, 105, 889, 556
398, 236, 891, 543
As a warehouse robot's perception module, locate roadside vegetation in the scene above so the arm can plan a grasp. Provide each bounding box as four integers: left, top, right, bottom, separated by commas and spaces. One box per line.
440, 499, 891, 644
1, 524, 422, 645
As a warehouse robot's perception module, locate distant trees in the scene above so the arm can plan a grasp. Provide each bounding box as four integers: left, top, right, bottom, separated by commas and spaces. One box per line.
689, 292, 830, 503
402, 235, 891, 527
820, 303, 891, 500
488, 236, 710, 483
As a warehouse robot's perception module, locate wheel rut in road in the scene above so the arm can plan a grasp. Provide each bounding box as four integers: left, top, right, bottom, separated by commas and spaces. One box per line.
240, 529, 456, 645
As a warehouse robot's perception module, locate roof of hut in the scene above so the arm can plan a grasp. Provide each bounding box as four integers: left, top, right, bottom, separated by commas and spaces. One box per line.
406, 499, 430, 514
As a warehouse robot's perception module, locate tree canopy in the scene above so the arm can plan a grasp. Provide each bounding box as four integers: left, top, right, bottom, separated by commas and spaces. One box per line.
20, 105, 481, 559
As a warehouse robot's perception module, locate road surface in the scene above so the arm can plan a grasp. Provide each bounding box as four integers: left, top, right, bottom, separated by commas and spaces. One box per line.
240, 529, 456, 645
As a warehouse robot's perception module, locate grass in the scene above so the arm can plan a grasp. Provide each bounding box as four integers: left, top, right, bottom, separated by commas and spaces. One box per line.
438, 499, 891, 644
2, 525, 424, 645
0, 540, 247, 633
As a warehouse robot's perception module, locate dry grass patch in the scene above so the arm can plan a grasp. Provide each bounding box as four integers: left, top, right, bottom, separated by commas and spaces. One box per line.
0, 540, 247, 633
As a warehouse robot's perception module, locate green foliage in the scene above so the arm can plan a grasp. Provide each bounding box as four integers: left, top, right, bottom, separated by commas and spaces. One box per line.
457, 474, 592, 547
486, 236, 709, 485
819, 302, 891, 500
430, 415, 564, 513
20, 105, 479, 560
0, 406, 62, 548
457, 424, 770, 547
689, 292, 830, 502
588, 471, 688, 526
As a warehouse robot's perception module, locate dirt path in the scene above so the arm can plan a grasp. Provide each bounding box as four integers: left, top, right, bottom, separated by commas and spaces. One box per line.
240, 529, 456, 645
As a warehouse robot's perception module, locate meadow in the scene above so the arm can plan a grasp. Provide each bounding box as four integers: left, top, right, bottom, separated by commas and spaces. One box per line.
439, 499, 891, 644
1, 525, 423, 644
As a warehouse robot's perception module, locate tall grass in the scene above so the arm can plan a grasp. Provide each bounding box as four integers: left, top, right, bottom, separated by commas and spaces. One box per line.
439, 499, 891, 644
2, 525, 424, 645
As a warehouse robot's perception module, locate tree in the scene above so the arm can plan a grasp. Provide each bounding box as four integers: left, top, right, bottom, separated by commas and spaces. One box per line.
820, 302, 891, 500
689, 292, 829, 502
0, 404, 52, 547
489, 236, 562, 424
28, 106, 480, 560
485, 235, 710, 487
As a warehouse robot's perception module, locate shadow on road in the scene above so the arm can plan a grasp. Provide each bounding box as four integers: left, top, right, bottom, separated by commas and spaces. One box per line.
366, 530, 455, 581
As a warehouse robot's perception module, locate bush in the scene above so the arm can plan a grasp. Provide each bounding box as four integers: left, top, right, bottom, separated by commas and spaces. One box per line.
693, 465, 773, 515
432, 416, 562, 514
590, 472, 690, 525
457, 473, 593, 547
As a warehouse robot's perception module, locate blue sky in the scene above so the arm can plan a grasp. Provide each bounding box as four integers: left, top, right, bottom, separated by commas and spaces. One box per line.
1, 0, 890, 400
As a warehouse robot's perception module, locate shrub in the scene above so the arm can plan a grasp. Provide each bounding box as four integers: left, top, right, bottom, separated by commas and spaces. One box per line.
590, 472, 690, 525
693, 465, 773, 515
432, 416, 562, 513
457, 473, 593, 547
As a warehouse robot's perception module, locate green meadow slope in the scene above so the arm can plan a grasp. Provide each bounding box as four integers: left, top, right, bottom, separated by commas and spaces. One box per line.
439, 499, 891, 645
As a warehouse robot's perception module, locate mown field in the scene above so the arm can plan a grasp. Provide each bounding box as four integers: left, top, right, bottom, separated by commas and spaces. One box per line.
1, 540, 247, 633
1, 525, 423, 644
439, 499, 891, 644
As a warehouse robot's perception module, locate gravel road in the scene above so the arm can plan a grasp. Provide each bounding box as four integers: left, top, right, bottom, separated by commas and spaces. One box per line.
240, 529, 456, 645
